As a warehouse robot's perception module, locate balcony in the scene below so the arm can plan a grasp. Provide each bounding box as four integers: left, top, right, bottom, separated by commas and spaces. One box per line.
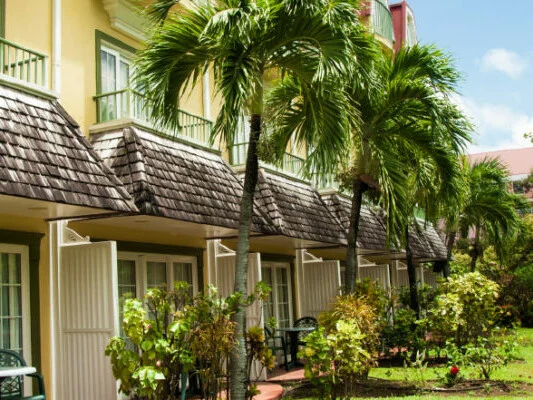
405, 9, 418, 47
229, 142, 305, 177
370, 0, 394, 45
94, 88, 214, 148
311, 172, 339, 191
0, 38, 48, 89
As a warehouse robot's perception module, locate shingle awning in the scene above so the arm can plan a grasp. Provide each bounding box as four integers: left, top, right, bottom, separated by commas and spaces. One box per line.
322, 193, 390, 252
254, 171, 346, 245
408, 220, 448, 262
0, 84, 137, 215
91, 126, 277, 234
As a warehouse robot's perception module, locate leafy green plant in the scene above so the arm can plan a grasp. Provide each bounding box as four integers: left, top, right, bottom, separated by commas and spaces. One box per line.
382, 307, 419, 357
106, 282, 272, 400
301, 324, 372, 400
427, 272, 500, 347
300, 294, 381, 399
105, 282, 195, 400
403, 349, 428, 388
445, 330, 519, 380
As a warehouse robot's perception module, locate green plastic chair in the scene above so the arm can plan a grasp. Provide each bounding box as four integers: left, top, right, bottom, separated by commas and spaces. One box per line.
264, 326, 289, 371
0, 349, 46, 400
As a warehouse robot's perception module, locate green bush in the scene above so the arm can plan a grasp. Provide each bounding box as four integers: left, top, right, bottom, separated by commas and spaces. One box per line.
382, 307, 421, 357
427, 272, 500, 347
445, 329, 519, 380
105, 282, 271, 400
105, 283, 196, 400
300, 294, 381, 400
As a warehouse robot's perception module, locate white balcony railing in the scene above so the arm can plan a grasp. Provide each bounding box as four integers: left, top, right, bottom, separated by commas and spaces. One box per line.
94, 88, 213, 148
0, 38, 48, 88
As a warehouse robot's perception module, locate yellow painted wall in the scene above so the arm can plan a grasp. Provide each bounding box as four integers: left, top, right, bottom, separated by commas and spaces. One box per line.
61, 0, 140, 134
5, 1, 52, 80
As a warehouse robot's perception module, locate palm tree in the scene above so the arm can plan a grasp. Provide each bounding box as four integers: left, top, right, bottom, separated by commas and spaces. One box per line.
452, 158, 528, 271
135, 1, 361, 398
397, 124, 467, 317
339, 45, 471, 293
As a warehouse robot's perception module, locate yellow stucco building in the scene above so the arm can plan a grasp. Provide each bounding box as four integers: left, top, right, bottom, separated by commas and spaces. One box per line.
0, 1, 441, 399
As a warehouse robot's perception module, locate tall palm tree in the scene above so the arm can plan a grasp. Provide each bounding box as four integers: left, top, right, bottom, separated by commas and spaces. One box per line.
266, 43, 471, 294
339, 45, 471, 293
453, 158, 528, 271
135, 1, 361, 398
397, 121, 468, 317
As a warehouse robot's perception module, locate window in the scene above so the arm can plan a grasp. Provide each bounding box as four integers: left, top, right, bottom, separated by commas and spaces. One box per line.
261, 262, 292, 329
99, 45, 133, 121
95, 31, 138, 123
0, 244, 30, 359
116, 252, 198, 336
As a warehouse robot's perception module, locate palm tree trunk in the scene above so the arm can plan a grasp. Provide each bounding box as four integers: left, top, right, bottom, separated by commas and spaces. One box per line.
405, 226, 420, 319
230, 111, 261, 400
345, 178, 367, 293
444, 231, 456, 278
470, 224, 480, 272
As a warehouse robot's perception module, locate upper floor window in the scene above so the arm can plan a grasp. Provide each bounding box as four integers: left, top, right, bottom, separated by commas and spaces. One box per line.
95, 30, 138, 122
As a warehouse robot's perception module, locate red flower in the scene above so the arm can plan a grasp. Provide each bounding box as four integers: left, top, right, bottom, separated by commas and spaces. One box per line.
450, 366, 459, 376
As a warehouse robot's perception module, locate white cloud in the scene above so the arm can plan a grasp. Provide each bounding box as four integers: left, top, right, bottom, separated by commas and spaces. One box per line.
481, 48, 527, 79
452, 95, 533, 153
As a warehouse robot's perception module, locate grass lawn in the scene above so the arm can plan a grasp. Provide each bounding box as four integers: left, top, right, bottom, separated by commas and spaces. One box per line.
284, 328, 533, 399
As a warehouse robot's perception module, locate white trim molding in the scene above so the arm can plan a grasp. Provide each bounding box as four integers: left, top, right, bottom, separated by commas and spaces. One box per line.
102, 0, 148, 42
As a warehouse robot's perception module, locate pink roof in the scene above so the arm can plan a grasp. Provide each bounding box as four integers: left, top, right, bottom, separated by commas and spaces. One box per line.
467, 147, 533, 177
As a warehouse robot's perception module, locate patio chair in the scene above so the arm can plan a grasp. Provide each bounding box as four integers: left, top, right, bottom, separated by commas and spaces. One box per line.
264, 326, 289, 371
293, 316, 318, 346
0, 349, 46, 400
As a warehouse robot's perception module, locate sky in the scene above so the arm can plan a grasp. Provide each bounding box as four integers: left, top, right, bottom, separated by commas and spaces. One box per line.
406, 0, 533, 154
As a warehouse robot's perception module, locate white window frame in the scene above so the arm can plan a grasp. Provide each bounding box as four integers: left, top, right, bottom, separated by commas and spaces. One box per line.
261, 261, 293, 328
117, 252, 198, 297
100, 43, 134, 120
0, 243, 31, 362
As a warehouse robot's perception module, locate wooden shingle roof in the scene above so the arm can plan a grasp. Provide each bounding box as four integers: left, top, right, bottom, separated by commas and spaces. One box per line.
409, 221, 447, 261
322, 194, 390, 251
255, 171, 346, 245
0, 85, 137, 213
91, 127, 277, 233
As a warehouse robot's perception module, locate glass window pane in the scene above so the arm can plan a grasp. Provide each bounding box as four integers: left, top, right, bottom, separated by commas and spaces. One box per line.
117, 260, 136, 300
100, 50, 116, 93
173, 262, 192, 284
119, 61, 130, 90
173, 262, 193, 296
0, 251, 22, 352
147, 261, 166, 289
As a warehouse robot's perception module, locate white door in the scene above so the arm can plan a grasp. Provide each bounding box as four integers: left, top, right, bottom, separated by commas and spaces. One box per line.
299, 251, 341, 318
58, 240, 118, 399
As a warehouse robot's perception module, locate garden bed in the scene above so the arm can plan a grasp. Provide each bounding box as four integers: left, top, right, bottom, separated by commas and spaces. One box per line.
281, 379, 533, 398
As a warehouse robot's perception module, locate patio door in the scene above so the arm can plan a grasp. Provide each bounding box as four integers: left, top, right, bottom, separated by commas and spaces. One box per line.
261, 262, 292, 329
99, 45, 133, 121
0, 244, 30, 358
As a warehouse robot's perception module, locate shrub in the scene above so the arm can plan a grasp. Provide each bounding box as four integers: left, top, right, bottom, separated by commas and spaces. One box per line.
300, 294, 381, 399
445, 329, 519, 380
105, 283, 196, 400
382, 307, 422, 357
427, 272, 500, 347
106, 282, 271, 400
